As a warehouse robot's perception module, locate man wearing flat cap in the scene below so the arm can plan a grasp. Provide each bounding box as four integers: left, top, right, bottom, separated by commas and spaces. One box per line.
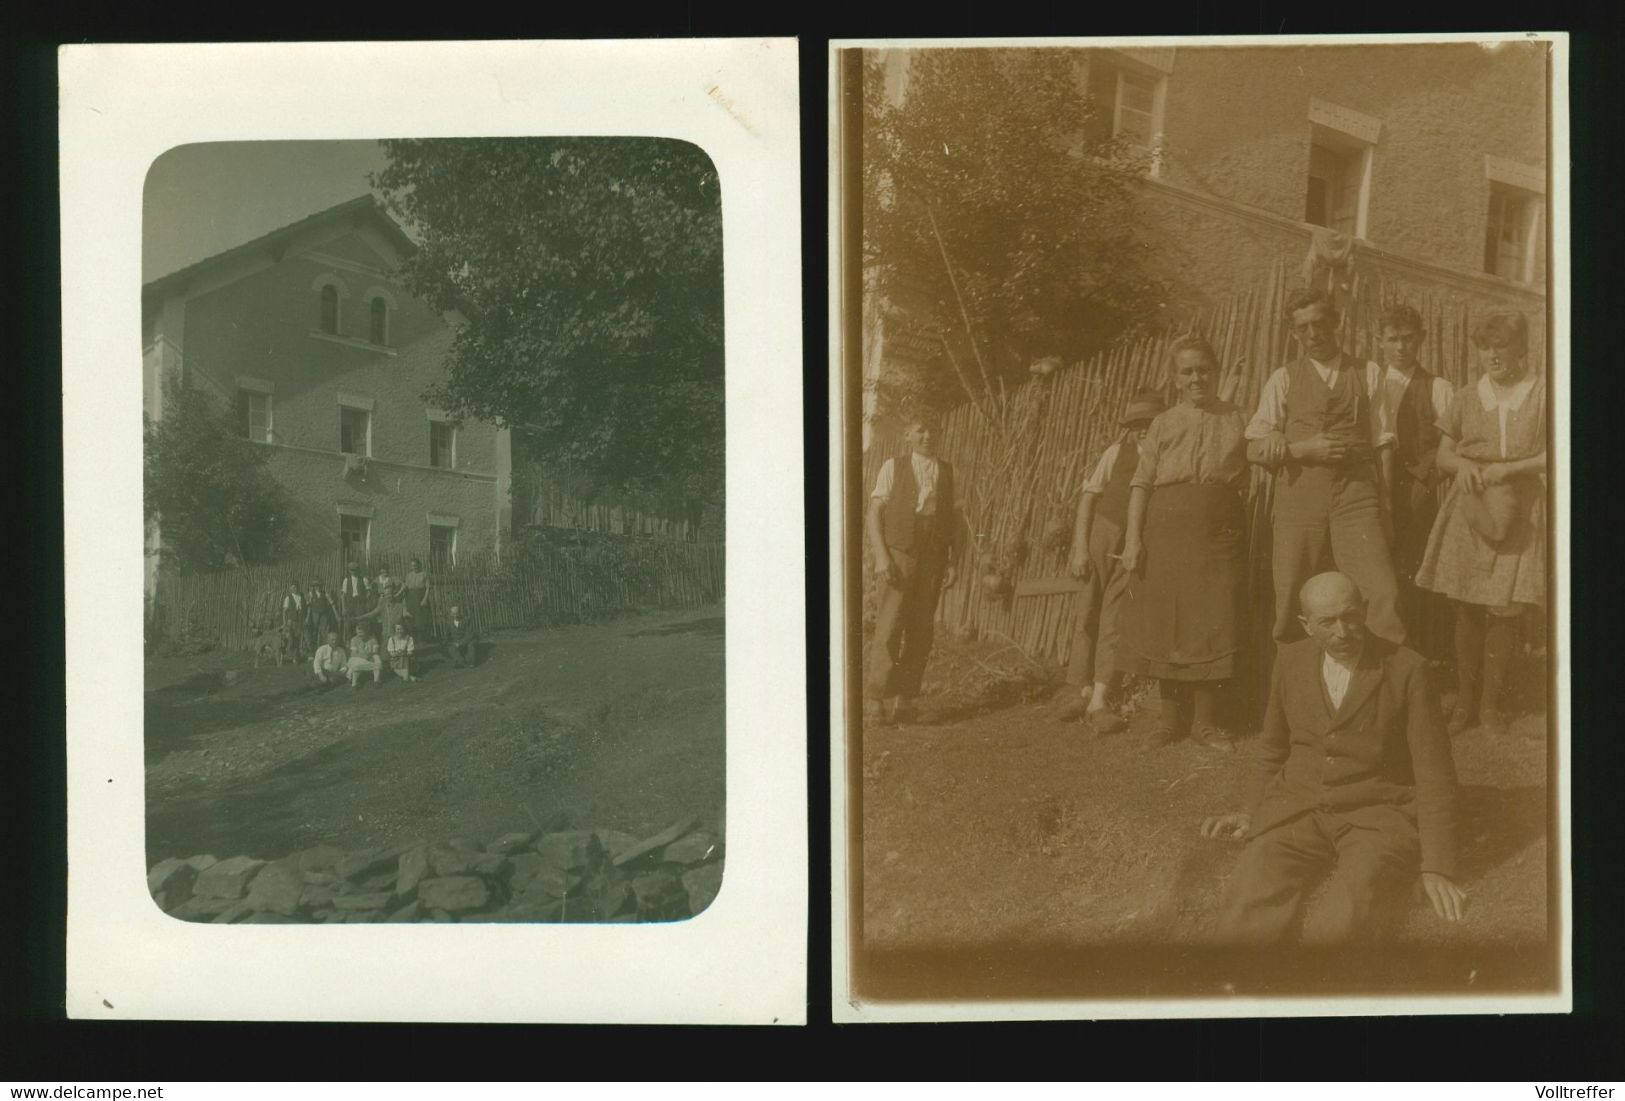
1202, 571, 1466, 943
1056, 389, 1166, 733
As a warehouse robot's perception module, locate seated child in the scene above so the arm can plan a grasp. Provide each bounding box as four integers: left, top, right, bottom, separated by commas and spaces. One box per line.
311, 631, 348, 687
385, 621, 418, 682
347, 627, 383, 688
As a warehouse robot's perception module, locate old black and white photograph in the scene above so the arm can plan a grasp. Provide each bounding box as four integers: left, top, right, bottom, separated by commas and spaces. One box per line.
141, 137, 727, 928
64, 39, 804, 1024
834, 35, 1567, 1017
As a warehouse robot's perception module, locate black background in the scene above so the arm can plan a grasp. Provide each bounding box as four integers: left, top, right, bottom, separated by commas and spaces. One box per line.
6, 0, 1623, 1079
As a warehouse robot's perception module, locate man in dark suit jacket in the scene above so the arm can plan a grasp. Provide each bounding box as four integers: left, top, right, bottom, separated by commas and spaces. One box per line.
1202, 571, 1466, 943
444, 604, 478, 668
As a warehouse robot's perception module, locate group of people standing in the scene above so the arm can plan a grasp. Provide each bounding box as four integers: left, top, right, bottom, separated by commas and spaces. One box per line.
270, 557, 479, 690
864, 287, 1546, 943
867, 288, 1548, 748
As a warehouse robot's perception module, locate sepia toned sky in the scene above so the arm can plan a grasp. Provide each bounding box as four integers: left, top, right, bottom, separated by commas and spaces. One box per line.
142, 139, 389, 283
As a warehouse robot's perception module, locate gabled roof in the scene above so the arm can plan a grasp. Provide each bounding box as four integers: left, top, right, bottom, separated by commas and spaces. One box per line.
142, 195, 417, 301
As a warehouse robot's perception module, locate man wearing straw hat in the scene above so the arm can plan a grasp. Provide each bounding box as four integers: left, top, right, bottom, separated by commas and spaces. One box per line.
1246, 288, 1406, 649
1055, 388, 1166, 733
866, 412, 959, 725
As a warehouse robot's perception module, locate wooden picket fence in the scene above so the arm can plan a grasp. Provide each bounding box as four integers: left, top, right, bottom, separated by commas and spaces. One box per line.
864, 261, 1542, 709
151, 536, 725, 653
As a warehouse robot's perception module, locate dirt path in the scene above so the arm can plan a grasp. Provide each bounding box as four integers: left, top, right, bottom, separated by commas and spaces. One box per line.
145, 606, 725, 865
860, 683, 1548, 952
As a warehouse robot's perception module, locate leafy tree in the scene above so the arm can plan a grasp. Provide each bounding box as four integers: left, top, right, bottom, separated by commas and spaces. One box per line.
863, 49, 1165, 417
373, 139, 724, 512
144, 380, 291, 569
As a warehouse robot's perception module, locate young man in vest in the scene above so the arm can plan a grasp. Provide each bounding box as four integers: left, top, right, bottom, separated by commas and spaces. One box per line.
1246, 288, 1406, 648
1373, 303, 1454, 657
865, 414, 959, 725
1055, 389, 1166, 732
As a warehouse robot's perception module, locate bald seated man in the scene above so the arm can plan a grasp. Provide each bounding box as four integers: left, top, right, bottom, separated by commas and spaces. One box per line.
1203, 571, 1466, 943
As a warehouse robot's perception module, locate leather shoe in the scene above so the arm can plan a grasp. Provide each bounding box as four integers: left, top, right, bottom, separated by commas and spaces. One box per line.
1088, 710, 1127, 736
1054, 694, 1090, 722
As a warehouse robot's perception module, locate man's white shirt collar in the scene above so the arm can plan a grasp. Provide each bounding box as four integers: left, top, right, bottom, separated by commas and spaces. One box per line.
1320, 642, 1362, 709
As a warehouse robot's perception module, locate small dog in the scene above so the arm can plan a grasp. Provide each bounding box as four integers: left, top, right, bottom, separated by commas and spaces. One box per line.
249, 618, 291, 668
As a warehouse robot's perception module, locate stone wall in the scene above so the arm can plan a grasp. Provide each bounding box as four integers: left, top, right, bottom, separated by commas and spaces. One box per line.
148, 820, 723, 925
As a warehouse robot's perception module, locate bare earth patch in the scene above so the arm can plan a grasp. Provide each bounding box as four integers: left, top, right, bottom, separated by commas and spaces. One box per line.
860, 639, 1548, 953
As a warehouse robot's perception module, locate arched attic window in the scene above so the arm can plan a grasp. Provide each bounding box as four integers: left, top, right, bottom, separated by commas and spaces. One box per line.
370, 296, 388, 345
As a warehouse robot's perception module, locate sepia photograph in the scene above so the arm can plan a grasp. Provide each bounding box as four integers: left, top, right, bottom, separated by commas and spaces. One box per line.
63, 38, 804, 1024
833, 34, 1568, 1017
141, 138, 726, 928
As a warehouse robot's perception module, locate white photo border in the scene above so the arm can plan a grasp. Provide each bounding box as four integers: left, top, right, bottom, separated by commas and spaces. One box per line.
829, 31, 1571, 1022
62, 37, 806, 1025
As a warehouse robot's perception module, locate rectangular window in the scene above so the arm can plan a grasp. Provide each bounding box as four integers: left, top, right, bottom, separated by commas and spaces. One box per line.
1485, 182, 1539, 283
236, 390, 271, 443
1083, 55, 1167, 175
340, 514, 370, 562
1113, 69, 1158, 149
340, 407, 371, 456
429, 523, 457, 568
429, 421, 456, 469
1305, 135, 1370, 238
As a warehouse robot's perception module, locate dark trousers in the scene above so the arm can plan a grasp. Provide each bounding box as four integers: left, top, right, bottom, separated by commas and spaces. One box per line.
447, 637, 475, 667
866, 543, 949, 701
1215, 809, 1419, 944
1391, 470, 1444, 657
1065, 519, 1130, 688
1271, 465, 1405, 646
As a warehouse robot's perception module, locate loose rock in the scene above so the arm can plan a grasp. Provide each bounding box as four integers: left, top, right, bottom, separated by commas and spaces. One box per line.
612, 817, 699, 867
148, 858, 197, 911
630, 871, 689, 920
682, 863, 724, 915
193, 855, 266, 900
418, 876, 490, 913
661, 830, 717, 865
505, 853, 547, 893
171, 895, 239, 921
332, 891, 394, 911
245, 858, 304, 916
488, 831, 534, 855
533, 831, 594, 871
428, 848, 508, 879
296, 845, 345, 876
300, 883, 337, 910
210, 901, 255, 924
397, 846, 429, 896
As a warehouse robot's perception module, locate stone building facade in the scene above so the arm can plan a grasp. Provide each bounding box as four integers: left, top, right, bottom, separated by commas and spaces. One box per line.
143, 197, 512, 580
865, 41, 1550, 440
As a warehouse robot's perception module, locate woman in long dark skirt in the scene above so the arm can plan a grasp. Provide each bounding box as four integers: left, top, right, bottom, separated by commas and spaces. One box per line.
1118, 335, 1250, 751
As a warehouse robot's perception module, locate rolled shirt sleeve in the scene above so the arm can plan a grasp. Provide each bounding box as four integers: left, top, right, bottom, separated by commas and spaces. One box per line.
1245, 368, 1291, 440
870, 458, 895, 501
1129, 417, 1165, 490
1079, 442, 1121, 497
